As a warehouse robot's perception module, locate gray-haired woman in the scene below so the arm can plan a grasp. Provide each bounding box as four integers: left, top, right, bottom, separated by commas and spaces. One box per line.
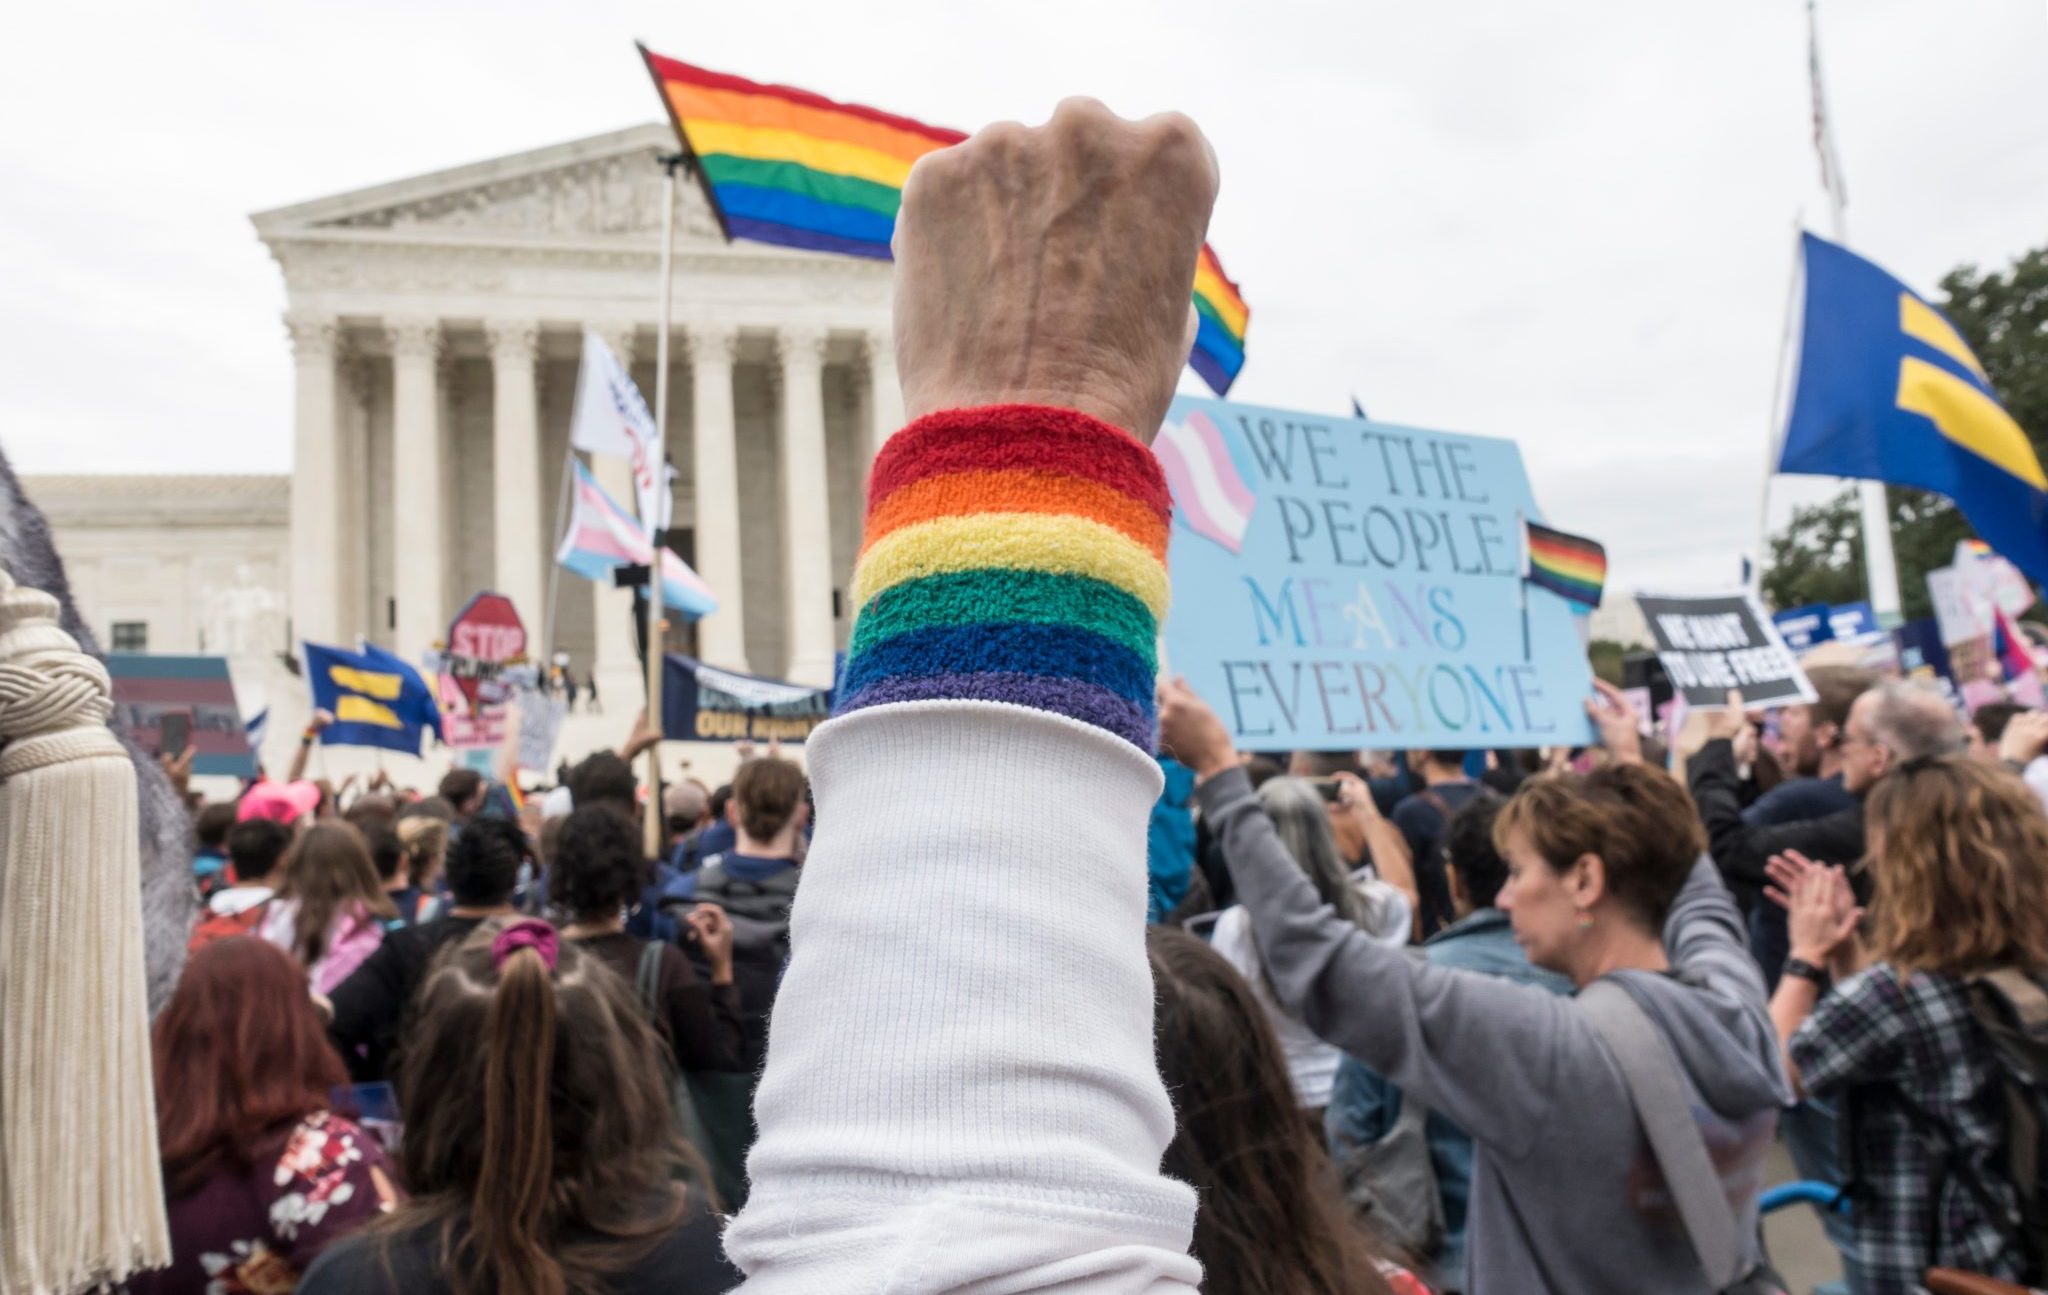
1209, 775, 1416, 1111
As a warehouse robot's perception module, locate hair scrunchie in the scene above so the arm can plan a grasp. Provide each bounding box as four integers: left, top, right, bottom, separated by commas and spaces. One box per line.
491, 918, 559, 972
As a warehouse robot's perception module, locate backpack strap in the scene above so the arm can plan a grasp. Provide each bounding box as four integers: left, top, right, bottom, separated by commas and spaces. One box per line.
1967, 968, 2048, 1255
1976, 967, 2048, 1033
1579, 978, 1745, 1290
1416, 782, 1495, 823
633, 939, 664, 1020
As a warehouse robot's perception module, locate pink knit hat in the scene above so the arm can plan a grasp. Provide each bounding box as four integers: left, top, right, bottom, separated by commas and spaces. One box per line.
236, 779, 322, 825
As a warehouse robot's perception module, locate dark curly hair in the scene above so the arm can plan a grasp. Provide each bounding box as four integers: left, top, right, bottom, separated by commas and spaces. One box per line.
568, 751, 637, 813
553, 805, 650, 921
444, 815, 531, 908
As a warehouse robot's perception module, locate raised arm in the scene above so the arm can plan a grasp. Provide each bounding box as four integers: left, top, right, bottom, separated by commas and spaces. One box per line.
287, 708, 332, 784
1688, 738, 1861, 888
723, 98, 1217, 1291
1159, 683, 1574, 1160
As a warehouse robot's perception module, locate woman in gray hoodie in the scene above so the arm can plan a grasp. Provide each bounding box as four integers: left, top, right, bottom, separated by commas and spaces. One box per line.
1159, 679, 1790, 1294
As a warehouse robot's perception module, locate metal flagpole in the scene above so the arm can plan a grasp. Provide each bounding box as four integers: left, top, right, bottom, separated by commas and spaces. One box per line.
1755, 220, 1807, 597
642, 154, 683, 859
1811, 0, 1901, 621
541, 447, 574, 663
1516, 510, 1532, 662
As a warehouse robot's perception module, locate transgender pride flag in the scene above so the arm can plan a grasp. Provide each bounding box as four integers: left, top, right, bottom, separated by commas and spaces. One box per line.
556, 460, 718, 619
1155, 409, 1256, 554
1992, 603, 2045, 707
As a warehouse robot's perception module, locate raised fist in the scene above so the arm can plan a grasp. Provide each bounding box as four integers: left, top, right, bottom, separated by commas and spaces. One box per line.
892, 97, 1219, 444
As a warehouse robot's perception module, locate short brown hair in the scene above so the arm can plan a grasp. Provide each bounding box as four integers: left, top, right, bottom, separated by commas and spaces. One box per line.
1866, 756, 2048, 975
437, 768, 485, 809
1493, 763, 1705, 931
1806, 665, 1879, 733
733, 757, 807, 843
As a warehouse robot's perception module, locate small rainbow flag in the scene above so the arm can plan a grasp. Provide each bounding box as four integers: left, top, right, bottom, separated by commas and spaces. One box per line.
638, 46, 1249, 395
1522, 519, 1607, 613
1191, 245, 1249, 395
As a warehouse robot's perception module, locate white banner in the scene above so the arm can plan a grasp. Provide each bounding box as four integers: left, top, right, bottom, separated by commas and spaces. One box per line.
570, 329, 670, 535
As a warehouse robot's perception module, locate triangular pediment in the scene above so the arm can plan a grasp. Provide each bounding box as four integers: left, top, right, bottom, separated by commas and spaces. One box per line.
251, 123, 724, 244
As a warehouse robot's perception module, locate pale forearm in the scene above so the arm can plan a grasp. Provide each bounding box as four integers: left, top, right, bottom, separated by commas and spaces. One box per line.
1361, 815, 1420, 917
1769, 976, 1821, 1095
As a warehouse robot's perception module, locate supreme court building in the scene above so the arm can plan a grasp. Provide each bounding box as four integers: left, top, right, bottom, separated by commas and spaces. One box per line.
256, 121, 903, 697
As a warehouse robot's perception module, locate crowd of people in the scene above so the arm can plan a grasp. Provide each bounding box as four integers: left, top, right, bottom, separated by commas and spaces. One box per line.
97, 101, 2048, 1295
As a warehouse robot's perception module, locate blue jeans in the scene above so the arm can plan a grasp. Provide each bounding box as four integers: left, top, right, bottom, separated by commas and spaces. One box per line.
1749, 902, 1790, 992
1782, 1095, 1864, 1294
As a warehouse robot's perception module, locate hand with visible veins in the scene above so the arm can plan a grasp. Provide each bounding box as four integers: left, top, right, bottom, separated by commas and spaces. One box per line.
893, 97, 1219, 443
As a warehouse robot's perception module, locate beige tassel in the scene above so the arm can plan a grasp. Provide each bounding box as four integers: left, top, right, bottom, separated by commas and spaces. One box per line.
0, 571, 169, 1293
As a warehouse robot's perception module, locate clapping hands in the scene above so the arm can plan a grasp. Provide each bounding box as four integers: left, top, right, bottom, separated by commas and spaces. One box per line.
1766, 850, 1864, 973
2000, 710, 2048, 765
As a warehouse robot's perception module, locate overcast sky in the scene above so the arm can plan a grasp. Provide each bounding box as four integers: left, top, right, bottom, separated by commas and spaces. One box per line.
2, 0, 2042, 595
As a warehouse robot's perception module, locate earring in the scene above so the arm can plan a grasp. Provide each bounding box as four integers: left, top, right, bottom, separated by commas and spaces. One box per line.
1575, 908, 1594, 929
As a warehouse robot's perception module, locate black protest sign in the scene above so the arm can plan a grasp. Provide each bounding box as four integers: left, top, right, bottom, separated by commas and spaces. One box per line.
1634, 592, 1816, 709
660, 654, 833, 743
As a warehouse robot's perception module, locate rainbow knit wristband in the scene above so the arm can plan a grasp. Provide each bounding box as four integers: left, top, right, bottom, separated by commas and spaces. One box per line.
835, 404, 1171, 751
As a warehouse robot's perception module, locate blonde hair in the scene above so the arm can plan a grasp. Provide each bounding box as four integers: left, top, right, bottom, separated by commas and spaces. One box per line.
397, 815, 450, 877
1865, 756, 2048, 976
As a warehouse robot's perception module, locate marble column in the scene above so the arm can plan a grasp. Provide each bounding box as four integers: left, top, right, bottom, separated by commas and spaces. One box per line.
687, 325, 748, 672
388, 317, 446, 659
286, 312, 342, 651
777, 327, 836, 686
336, 354, 372, 642
864, 330, 905, 467
588, 324, 645, 701
486, 320, 545, 634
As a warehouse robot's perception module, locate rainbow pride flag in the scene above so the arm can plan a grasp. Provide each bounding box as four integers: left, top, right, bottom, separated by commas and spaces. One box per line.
1191, 246, 1249, 394
1522, 519, 1607, 613
639, 46, 1250, 394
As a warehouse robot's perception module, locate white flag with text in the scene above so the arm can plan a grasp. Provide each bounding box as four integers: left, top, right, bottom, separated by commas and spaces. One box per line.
569, 329, 670, 535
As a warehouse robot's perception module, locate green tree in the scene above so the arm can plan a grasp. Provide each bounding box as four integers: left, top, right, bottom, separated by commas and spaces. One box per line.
1586, 638, 1630, 686
1763, 245, 2048, 619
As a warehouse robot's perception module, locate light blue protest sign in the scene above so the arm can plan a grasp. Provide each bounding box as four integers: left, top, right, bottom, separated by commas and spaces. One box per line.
1156, 396, 1595, 750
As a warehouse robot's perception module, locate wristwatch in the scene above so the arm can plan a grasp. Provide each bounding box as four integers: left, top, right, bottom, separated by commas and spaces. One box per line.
1782, 957, 1830, 987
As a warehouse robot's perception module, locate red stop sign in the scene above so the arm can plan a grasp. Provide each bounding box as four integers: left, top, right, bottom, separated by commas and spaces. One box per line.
446, 592, 527, 710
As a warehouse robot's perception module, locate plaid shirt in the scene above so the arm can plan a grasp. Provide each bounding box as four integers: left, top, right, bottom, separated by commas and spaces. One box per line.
1789, 964, 2023, 1294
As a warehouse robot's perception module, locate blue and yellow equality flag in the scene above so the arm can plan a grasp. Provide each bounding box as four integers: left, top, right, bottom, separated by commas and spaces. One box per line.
1780, 232, 2048, 586
303, 641, 444, 755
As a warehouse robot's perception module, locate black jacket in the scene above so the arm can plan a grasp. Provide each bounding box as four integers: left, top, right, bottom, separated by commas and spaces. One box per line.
327, 915, 486, 1082
1687, 738, 1865, 902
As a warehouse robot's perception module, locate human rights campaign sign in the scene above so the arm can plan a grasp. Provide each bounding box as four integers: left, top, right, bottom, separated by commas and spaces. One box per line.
1157, 397, 1594, 750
